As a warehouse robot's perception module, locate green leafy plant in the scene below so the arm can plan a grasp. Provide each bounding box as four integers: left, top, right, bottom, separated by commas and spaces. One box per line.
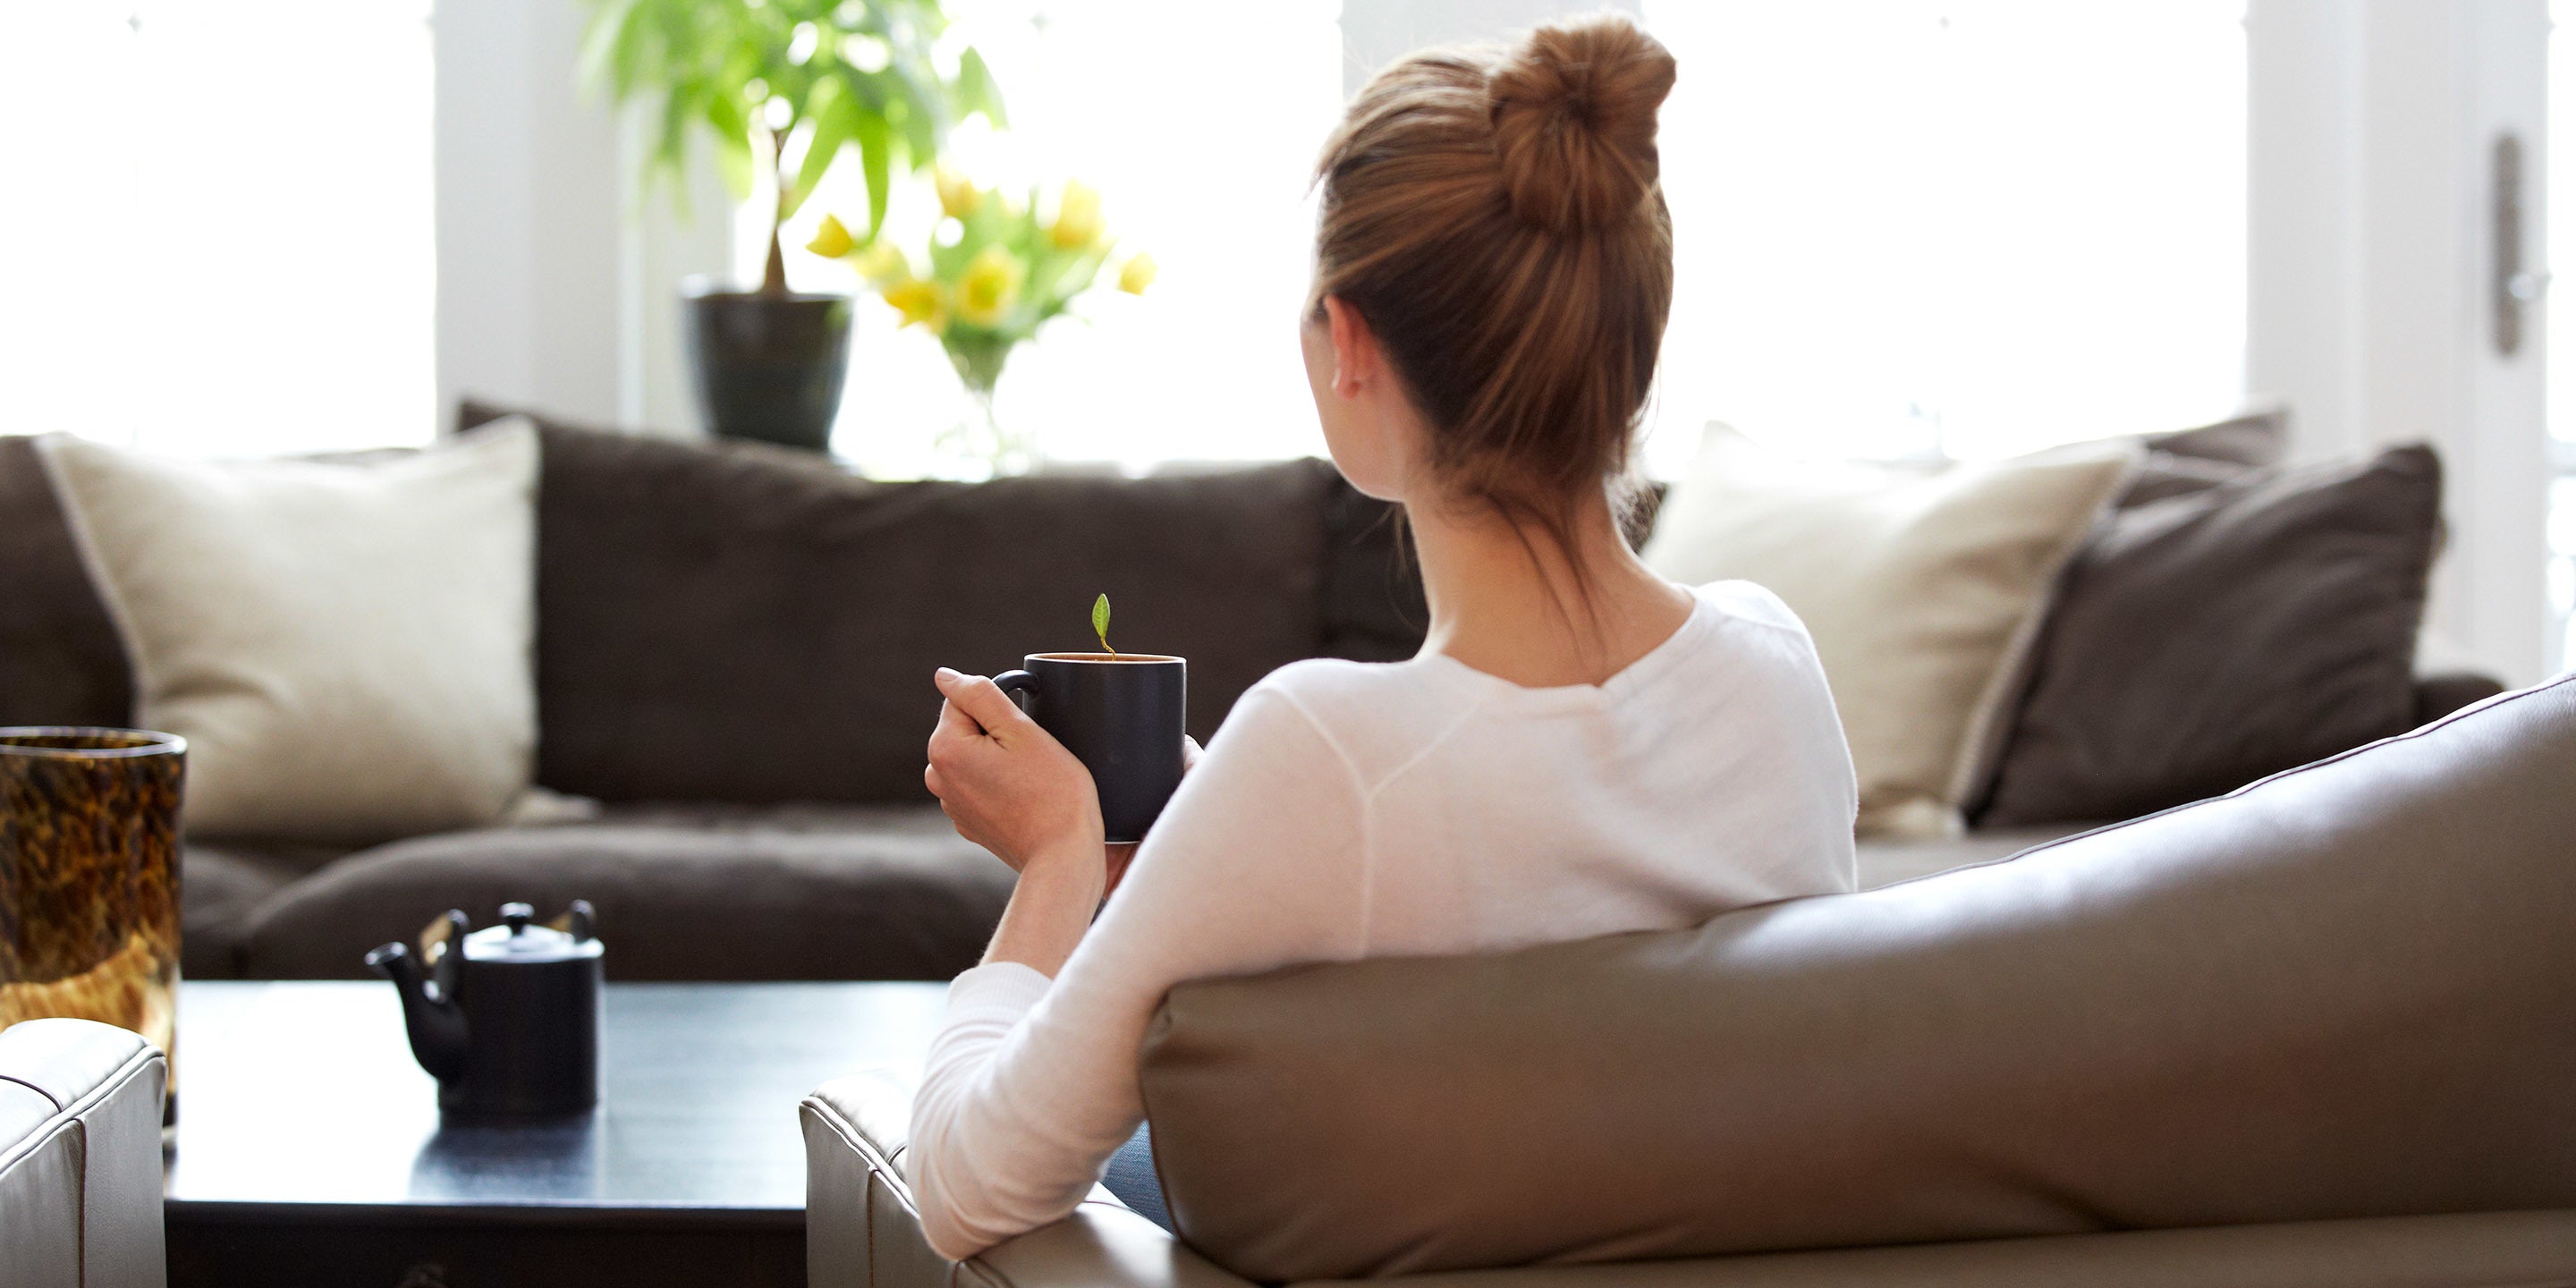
579, 0, 1005, 296
1092, 594, 1114, 656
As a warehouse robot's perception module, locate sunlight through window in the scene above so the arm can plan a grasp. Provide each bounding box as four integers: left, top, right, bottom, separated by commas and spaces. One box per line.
1642, 1, 2247, 470
775, 0, 1344, 476
0, 1, 436, 455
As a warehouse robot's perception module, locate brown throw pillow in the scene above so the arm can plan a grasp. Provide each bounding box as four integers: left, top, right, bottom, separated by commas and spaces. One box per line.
2113, 408, 2287, 507
2140, 405, 2288, 469
1974, 444, 2439, 826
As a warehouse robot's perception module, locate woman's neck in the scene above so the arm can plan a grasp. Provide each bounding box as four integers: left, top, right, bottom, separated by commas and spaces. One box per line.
1406, 486, 1695, 689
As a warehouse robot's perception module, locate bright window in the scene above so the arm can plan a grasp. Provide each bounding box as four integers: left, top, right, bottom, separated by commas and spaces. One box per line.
773, 0, 1346, 477
765, 4, 2249, 476
0, 1, 436, 456
1642, 1, 2250, 470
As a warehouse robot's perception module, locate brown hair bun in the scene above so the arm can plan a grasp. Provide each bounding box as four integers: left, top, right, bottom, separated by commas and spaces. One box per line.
1309, 13, 1676, 619
1487, 15, 1677, 235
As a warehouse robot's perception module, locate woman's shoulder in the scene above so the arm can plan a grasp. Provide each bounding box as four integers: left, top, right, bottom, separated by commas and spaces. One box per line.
1669, 580, 1840, 716
1687, 578, 1810, 639
1214, 657, 1474, 785
1238, 657, 1445, 733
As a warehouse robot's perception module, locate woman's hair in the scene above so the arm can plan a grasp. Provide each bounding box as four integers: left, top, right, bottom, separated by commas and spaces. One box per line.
1311, 13, 1677, 559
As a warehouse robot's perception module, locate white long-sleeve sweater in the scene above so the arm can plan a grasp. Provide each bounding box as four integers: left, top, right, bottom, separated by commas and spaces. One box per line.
906, 580, 1860, 1259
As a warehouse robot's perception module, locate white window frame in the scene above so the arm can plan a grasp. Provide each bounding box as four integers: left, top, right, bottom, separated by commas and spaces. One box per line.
2248, 0, 2553, 687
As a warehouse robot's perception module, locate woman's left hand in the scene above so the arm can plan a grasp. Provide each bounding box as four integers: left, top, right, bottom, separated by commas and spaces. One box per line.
924, 667, 1106, 875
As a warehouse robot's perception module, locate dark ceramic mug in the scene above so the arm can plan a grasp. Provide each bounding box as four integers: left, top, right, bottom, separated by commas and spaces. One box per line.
993, 654, 1187, 843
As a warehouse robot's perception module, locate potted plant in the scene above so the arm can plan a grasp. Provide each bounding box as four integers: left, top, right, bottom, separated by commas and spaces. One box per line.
810, 170, 1153, 474
580, 0, 1004, 451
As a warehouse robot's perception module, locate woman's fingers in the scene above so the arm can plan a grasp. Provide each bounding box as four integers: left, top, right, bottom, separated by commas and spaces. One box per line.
1182, 735, 1204, 772
935, 667, 1033, 739
932, 679, 987, 740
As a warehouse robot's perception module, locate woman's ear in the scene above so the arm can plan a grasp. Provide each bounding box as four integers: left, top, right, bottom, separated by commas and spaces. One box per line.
1323, 296, 1376, 398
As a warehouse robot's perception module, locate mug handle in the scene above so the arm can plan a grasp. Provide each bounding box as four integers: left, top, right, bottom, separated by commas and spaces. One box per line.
992, 669, 1038, 712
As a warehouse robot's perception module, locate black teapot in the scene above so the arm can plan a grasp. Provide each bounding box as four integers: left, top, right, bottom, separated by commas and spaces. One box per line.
366, 901, 602, 1118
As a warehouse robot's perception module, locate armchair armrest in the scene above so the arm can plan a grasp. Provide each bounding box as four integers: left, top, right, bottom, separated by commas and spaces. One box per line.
802, 1069, 1251, 1288
0, 1018, 168, 1288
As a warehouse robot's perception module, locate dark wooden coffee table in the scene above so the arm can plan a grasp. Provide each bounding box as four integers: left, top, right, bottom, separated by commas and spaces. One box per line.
164, 979, 947, 1287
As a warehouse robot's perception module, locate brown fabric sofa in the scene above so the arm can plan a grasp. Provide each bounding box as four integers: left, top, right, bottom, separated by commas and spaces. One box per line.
0, 416, 2500, 983
802, 673, 2576, 1287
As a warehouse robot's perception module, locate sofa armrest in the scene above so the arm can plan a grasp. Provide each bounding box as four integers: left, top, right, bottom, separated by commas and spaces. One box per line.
802, 1069, 1252, 1288
0, 1018, 168, 1288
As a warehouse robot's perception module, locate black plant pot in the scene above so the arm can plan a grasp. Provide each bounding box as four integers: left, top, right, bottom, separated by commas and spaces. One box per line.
680, 277, 854, 453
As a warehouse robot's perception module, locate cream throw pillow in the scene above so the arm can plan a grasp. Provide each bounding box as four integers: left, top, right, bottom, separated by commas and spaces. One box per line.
1642, 424, 2137, 837
39, 421, 539, 843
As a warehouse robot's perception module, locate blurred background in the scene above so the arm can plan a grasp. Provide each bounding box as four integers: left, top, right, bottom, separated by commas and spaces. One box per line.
0, 0, 2566, 683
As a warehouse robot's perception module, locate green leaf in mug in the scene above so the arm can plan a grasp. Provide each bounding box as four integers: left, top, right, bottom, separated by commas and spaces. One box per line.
1092, 593, 1114, 656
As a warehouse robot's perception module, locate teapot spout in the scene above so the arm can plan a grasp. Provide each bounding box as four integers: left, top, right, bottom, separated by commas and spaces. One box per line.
366, 926, 469, 1084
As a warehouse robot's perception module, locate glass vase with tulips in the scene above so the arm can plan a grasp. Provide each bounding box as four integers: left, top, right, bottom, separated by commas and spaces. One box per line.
810, 170, 1154, 475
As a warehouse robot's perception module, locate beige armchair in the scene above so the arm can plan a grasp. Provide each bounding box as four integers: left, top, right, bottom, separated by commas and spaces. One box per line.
803, 674, 2576, 1287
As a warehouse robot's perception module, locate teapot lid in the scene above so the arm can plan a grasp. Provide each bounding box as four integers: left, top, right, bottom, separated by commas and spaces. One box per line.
462, 902, 602, 964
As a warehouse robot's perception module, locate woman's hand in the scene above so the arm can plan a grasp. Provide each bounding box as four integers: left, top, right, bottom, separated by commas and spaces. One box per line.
924, 668, 1105, 877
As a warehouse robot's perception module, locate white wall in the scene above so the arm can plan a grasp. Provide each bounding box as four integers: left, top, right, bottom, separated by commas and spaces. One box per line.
433, 0, 726, 437
2247, 0, 2552, 686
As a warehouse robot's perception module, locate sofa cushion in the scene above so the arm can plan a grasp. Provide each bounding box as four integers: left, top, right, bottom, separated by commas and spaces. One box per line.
237, 804, 1013, 981
502, 414, 1331, 804
1977, 445, 2439, 826
181, 843, 339, 980
1139, 674, 2576, 1281
0, 436, 131, 728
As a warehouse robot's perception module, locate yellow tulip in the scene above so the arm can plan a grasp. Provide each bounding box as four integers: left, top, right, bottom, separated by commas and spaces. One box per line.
935, 167, 981, 219
1050, 180, 1105, 250
1117, 251, 1157, 295
852, 239, 911, 284
955, 245, 1023, 326
805, 214, 854, 259
883, 278, 949, 331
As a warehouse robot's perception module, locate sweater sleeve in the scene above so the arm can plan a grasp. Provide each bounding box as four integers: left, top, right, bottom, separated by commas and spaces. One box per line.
906, 681, 1370, 1260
